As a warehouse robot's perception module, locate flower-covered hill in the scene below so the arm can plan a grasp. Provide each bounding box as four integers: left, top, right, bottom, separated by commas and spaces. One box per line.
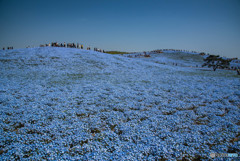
0, 47, 239, 160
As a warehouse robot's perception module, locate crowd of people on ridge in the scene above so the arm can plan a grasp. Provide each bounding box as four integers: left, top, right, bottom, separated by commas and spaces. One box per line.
40, 42, 105, 53
2, 42, 105, 53
2, 47, 13, 50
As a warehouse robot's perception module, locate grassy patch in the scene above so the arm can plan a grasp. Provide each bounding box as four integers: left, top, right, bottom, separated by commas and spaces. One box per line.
155, 61, 166, 65
50, 56, 60, 60
48, 73, 85, 85
141, 80, 151, 84
0, 59, 14, 63
165, 52, 203, 62
105, 51, 130, 54
26, 63, 39, 66
179, 69, 239, 78
67, 73, 84, 80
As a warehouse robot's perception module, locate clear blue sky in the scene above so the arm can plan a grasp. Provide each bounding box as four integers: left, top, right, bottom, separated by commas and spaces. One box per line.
0, 0, 240, 58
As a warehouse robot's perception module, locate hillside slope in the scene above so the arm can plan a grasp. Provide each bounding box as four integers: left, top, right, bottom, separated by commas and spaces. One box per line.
0, 47, 239, 160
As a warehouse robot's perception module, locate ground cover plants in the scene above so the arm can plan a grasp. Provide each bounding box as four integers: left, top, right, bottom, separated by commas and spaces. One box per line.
0, 47, 239, 160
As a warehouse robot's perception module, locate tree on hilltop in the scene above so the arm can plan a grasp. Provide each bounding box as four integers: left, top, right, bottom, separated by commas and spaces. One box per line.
202, 55, 230, 71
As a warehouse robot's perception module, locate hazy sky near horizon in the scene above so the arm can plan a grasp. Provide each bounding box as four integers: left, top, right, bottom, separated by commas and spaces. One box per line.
0, 0, 240, 58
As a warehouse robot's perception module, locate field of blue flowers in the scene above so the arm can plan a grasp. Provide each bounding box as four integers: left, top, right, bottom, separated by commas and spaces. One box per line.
0, 47, 239, 160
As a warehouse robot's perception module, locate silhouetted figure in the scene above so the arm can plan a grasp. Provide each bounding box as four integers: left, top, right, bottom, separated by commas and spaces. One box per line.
81, 45, 83, 49
67, 43, 72, 48
51, 42, 58, 47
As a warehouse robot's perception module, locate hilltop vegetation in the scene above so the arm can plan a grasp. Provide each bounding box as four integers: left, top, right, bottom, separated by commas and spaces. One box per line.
105, 51, 130, 54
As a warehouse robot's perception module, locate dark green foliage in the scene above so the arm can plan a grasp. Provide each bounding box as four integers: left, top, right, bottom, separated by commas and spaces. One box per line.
105, 51, 129, 54
202, 55, 230, 71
